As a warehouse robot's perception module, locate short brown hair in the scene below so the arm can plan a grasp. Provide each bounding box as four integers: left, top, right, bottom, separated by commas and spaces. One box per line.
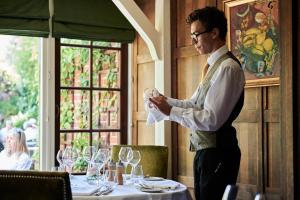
186, 7, 227, 41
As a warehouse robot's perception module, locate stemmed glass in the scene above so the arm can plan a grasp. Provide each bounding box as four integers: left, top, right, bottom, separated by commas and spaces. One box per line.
62, 147, 79, 174
93, 148, 108, 185
118, 147, 133, 174
83, 146, 97, 178
128, 150, 141, 176
56, 149, 64, 170
82, 146, 96, 168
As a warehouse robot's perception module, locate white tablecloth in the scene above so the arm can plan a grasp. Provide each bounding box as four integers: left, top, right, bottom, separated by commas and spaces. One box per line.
72, 175, 192, 200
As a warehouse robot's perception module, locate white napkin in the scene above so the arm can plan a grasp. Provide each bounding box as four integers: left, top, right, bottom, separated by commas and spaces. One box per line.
71, 181, 99, 196
143, 88, 169, 125
141, 180, 180, 190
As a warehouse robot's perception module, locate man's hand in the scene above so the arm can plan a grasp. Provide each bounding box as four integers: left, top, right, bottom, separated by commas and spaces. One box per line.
149, 96, 172, 116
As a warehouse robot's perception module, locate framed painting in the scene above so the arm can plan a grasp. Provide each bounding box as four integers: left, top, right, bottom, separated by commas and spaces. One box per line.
223, 0, 280, 87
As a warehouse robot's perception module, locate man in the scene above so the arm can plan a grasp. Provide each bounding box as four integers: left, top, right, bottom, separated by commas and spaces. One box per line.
150, 7, 245, 199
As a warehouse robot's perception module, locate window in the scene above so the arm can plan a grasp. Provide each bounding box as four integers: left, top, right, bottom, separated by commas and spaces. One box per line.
55, 39, 128, 171
0, 35, 41, 170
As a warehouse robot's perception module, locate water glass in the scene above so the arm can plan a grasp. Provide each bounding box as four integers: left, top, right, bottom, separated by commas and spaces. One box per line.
131, 164, 143, 183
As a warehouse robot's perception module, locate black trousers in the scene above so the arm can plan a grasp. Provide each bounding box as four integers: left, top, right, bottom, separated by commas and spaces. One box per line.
193, 147, 241, 200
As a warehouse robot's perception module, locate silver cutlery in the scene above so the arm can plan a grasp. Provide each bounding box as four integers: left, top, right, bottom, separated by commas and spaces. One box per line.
95, 185, 113, 196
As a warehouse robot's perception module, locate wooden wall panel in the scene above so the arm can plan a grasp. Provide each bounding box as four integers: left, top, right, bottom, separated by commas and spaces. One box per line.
266, 123, 280, 188
132, 0, 156, 145
236, 123, 260, 185
136, 0, 154, 56
233, 87, 262, 199
279, 0, 294, 198
177, 56, 206, 96
295, 0, 300, 199
137, 62, 155, 111
265, 86, 281, 199
137, 121, 155, 145
177, 0, 193, 47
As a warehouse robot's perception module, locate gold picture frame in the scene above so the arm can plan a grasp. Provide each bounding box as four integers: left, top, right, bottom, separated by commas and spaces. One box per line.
223, 0, 280, 88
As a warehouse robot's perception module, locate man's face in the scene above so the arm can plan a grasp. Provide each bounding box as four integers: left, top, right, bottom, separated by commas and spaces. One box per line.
190, 20, 213, 55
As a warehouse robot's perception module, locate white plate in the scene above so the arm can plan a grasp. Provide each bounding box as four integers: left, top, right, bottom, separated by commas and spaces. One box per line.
140, 188, 163, 193
144, 177, 165, 181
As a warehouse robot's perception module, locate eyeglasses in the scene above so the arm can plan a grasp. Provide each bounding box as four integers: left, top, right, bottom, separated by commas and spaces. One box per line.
191, 30, 211, 44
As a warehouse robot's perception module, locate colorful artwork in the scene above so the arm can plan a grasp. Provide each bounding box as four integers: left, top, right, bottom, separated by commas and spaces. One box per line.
224, 0, 280, 87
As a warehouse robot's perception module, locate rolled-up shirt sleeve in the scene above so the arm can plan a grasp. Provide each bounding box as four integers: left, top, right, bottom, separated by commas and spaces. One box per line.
169, 59, 245, 131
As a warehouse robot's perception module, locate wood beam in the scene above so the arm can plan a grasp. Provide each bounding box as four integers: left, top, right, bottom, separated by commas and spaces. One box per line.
112, 0, 161, 60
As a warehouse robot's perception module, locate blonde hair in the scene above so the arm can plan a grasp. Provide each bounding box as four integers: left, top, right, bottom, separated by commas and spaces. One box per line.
7, 128, 29, 156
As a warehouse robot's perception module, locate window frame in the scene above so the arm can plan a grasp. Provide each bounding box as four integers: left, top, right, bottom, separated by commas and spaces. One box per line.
54, 39, 128, 162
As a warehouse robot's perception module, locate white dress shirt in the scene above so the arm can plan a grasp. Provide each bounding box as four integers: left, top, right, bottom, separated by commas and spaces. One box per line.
168, 45, 245, 132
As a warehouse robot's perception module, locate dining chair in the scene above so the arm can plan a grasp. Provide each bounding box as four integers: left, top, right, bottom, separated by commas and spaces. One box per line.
222, 184, 239, 200
0, 170, 72, 200
111, 145, 168, 178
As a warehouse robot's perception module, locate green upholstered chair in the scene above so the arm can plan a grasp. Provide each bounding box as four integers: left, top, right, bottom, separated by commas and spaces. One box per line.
0, 170, 72, 200
111, 145, 168, 178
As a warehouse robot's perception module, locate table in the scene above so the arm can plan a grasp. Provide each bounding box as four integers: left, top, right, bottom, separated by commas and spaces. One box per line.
72, 175, 192, 200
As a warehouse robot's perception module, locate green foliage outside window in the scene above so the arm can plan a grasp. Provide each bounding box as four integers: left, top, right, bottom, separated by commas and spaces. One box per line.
60, 90, 74, 129
0, 37, 39, 127
59, 39, 120, 172
60, 42, 119, 130
72, 133, 89, 172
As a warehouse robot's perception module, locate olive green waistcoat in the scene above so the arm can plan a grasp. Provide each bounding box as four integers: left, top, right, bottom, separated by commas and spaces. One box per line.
190, 53, 233, 152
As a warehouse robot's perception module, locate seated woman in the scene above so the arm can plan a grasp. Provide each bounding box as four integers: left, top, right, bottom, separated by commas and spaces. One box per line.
0, 128, 31, 170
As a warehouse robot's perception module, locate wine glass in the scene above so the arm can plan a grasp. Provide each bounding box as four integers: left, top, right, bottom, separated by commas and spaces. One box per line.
93, 148, 108, 185
128, 150, 141, 173
82, 146, 96, 167
56, 149, 64, 169
118, 147, 133, 174
62, 147, 79, 174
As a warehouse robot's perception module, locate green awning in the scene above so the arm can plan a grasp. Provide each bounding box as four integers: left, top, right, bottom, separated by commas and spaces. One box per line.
0, 0, 50, 37
53, 0, 135, 42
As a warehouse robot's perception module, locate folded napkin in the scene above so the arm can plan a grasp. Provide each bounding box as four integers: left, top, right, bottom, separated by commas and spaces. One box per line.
140, 180, 180, 190
71, 183, 99, 196
143, 88, 169, 125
